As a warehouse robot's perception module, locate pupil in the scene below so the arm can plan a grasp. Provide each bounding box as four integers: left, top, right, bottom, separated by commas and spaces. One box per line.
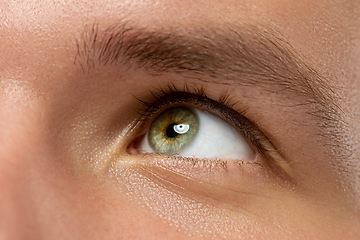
166, 123, 178, 138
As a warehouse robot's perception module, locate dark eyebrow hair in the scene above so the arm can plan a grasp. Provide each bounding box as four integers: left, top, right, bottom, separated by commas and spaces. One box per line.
74, 21, 348, 158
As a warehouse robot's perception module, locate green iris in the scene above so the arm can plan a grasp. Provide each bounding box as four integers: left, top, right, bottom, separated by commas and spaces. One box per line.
148, 107, 199, 154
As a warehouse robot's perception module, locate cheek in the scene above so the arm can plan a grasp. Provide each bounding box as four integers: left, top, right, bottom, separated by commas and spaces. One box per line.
104, 153, 350, 239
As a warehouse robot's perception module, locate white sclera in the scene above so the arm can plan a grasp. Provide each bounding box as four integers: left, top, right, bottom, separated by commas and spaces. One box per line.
138, 108, 255, 161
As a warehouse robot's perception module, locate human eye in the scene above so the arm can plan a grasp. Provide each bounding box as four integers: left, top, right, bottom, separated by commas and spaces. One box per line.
137, 106, 255, 161
127, 84, 280, 176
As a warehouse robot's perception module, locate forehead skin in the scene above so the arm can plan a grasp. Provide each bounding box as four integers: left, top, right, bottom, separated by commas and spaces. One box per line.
0, 0, 360, 239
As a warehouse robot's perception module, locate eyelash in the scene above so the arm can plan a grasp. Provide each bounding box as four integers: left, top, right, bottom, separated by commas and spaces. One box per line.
132, 83, 274, 166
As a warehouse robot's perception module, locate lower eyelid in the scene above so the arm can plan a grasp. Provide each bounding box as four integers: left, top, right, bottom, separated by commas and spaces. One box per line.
120, 154, 272, 209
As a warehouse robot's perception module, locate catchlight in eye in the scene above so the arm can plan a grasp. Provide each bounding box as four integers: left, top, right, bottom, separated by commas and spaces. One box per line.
146, 107, 198, 154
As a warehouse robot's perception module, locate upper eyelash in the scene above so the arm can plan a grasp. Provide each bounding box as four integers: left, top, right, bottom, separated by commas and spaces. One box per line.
134, 84, 243, 117
133, 83, 274, 164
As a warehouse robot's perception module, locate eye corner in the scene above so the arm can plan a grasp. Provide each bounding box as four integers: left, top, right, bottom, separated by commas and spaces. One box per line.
126, 132, 146, 155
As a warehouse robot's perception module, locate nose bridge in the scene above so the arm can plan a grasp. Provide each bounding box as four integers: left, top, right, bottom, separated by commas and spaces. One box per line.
0, 158, 41, 239
0, 96, 45, 239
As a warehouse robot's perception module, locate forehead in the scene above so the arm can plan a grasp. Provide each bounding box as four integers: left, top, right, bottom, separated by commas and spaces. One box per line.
1, 0, 357, 71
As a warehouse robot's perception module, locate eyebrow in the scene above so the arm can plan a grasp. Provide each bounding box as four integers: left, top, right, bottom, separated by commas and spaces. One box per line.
75, 21, 346, 155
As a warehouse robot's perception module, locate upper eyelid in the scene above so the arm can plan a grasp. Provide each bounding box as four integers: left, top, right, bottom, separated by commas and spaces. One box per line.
77, 21, 341, 133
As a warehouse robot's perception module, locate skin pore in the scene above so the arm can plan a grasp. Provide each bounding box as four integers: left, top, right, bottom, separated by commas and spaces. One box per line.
0, 0, 360, 239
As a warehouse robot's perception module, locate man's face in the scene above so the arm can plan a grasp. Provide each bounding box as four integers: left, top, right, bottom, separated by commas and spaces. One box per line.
1, 0, 360, 239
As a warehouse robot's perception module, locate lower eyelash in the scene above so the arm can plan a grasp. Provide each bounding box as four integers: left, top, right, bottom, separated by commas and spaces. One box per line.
170, 156, 229, 169
138, 153, 269, 176
168, 156, 268, 173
